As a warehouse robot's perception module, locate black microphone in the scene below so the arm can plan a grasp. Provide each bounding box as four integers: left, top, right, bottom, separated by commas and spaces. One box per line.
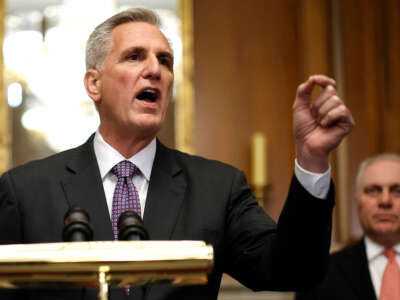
118, 210, 149, 241
63, 205, 93, 242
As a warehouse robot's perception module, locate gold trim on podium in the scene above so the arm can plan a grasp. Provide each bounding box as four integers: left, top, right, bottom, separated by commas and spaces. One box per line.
0, 241, 214, 291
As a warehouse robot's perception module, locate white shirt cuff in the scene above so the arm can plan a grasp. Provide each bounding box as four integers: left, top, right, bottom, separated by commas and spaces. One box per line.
294, 159, 331, 199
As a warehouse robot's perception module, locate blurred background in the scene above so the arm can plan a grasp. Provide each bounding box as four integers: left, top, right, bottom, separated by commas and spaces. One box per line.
0, 0, 399, 299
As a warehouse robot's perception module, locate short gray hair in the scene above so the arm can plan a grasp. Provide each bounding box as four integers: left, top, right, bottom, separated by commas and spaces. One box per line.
85, 8, 161, 71
355, 153, 400, 196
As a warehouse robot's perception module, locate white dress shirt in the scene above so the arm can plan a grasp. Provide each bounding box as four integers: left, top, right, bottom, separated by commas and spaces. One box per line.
93, 131, 331, 219
365, 236, 400, 298
93, 131, 156, 218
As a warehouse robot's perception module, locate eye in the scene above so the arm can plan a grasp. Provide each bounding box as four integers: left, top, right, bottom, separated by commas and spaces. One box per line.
390, 185, 400, 197
127, 53, 139, 61
158, 54, 173, 70
364, 185, 381, 197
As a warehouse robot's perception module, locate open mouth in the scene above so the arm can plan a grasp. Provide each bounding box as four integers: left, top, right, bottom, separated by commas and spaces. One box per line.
136, 89, 159, 103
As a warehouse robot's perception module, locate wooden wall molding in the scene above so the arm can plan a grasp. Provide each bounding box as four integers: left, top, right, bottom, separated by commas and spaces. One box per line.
0, 0, 11, 175
176, 0, 195, 154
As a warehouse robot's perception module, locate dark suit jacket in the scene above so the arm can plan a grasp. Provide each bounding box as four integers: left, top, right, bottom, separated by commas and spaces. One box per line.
296, 239, 377, 300
0, 135, 335, 300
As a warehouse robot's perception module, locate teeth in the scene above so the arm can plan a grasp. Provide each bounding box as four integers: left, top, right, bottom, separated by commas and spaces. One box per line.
144, 89, 156, 94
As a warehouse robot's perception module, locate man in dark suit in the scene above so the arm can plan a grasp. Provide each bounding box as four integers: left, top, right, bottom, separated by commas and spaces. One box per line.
0, 8, 354, 300
296, 153, 400, 300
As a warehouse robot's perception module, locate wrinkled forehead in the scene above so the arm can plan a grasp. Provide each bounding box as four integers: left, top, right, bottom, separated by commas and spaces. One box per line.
110, 21, 173, 53
361, 159, 400, 186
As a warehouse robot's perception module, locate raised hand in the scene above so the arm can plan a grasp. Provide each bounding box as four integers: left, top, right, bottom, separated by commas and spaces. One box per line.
293, 75, 355, 173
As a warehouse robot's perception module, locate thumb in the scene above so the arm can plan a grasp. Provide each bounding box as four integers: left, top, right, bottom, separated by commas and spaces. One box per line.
294, 75, 337, 106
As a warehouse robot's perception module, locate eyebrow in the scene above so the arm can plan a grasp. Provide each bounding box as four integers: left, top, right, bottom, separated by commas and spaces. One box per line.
120, 46, 174, 60
157, 51, 174, 62
363, 184, 400, 190
120, 46, 144, 59
364, 184, 382, 190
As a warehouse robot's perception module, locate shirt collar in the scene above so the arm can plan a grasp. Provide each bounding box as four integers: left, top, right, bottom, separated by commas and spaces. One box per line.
365, 236, 385, 262
93, 130, 156, 181
365, 235, 400, 261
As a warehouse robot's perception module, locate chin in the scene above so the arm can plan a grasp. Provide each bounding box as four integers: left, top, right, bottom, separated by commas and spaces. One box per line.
374, 225, 399, 235
135, 122, 162, 137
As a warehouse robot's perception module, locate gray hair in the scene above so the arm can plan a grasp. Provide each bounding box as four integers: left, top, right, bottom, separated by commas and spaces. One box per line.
355, 153, 400, 196
85, 8, 161, 71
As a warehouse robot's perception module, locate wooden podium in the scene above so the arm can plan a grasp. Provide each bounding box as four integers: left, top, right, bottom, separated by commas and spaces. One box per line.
0, 241, 214, 300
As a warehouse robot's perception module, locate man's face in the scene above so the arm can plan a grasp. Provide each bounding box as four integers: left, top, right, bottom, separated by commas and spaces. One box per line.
357, 159, 400, 245
96, 21, 174, 139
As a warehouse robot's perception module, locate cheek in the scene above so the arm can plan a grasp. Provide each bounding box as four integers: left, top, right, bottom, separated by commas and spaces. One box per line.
117, 72, 134, 90
394, 204, 400, 215
164, 73, 174, 90
358, 201, 375, 221
358, 209, 370, 225
110, 67, 138, 90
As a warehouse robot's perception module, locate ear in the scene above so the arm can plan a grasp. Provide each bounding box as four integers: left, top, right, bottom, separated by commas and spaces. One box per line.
84, 69, 102, 103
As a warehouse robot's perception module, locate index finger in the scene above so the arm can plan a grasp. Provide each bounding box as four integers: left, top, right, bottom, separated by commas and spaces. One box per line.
296, 75, 337, 102
308, 74, 336, 89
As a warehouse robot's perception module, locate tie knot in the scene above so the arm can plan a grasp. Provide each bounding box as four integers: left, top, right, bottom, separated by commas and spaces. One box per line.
112, 160, 138, 179
384, 248, 396, 260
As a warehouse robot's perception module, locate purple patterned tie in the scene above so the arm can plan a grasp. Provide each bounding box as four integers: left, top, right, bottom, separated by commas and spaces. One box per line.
111, 160, 141, 240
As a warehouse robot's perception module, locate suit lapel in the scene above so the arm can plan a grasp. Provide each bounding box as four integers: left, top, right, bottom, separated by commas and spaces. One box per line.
60, 135, 114, 241
337, 239, 377, 300
143, 141, 186, 240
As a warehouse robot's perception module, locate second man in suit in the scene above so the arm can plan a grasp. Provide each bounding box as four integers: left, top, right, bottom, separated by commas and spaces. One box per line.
296, 153, 400, 300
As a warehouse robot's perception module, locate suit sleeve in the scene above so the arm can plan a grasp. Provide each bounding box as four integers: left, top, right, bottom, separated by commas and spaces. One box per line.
0, 172, 27, 299
224, 170, 335, 292
0, 171, 23, 244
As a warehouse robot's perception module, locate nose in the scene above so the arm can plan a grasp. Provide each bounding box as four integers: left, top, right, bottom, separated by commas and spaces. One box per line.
142, 55, 161, 80
378, 188, 392, 208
